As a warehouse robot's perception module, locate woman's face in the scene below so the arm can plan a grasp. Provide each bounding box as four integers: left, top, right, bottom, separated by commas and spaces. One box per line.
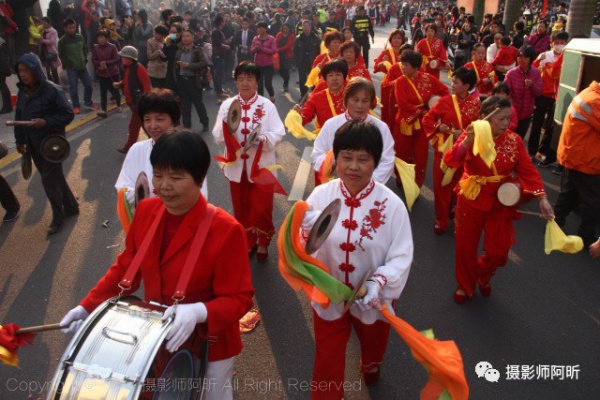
236, 73, 259, 99
343, 30, 353, 41
400, 61, 417, 77
325, 71, 344, 92
537, 23, 547, 34
390, 33, 404, 47
97, 35, 107, 45
329, 39, 341, 54
282, 24, 290, 35
485, 107, 511, 136
346, 89, 372, 119
426, 27, 435, 38
473, 46, 485, 62
143, 112, 175, 142
463, 23, 471, 32
336, 148, 375, 194
451, 76, 468, 96
153, 167, 200, 215
518, 53, 531, 68
342, 48, 357, 66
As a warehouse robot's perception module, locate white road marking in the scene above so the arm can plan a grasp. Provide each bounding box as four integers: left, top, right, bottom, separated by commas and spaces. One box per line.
288, 146, 313, 202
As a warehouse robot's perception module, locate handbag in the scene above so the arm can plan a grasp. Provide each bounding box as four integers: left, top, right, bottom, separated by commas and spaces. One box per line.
44, 52, 58, 61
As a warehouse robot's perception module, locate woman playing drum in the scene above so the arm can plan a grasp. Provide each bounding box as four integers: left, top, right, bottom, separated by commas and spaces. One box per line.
372, 29, 406, 75
379, 42, 413, 133
464, 43, 497, 97
416, 23, 449, 80
61, 130, 254, 399
303, 120, 413, 398
444, 96, 554, 304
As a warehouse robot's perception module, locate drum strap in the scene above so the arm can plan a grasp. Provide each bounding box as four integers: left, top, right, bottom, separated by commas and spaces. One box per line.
172, 205, 216, 302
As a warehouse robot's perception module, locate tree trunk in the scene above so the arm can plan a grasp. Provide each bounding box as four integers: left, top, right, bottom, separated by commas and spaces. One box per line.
472, 0, 486, 26
503, 0, 522, 34
566, 0, 597, 38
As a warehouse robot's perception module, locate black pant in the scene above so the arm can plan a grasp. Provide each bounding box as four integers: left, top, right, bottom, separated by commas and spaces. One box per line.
0, 174, 19, 212
298, 64, 311, 98
98, 75, 122, 112
554, 168, 600, 247
529, 95, 555, 155
30, 141, 79, 225
357, 39, 370, 67
515, 117, 532, 140
150, 77, 167, 88
177, 77, 209, 129
258, 65, 275, 98
279, 56, 291, 88
45, 64, 59, 85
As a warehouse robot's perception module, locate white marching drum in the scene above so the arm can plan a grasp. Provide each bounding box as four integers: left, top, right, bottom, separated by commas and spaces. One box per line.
497, 181, 522, 206
47, 298, 206, 400
428, 95, 441, 110
429, 59, 438, 70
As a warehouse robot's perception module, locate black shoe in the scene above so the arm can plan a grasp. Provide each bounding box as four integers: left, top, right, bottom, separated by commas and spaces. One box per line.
117, 147, 128, 154
0, 107, 13, 114
47, 222, 62, 235
3, 207, 20, 222
538, 158, 556, 168
552, 165, 564, 175
202, 124, 209, 133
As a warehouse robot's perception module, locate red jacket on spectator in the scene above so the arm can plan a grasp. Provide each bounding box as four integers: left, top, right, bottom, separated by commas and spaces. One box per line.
275, 31, 295, 59
504, 65, 543, 121
0, 2, 18, 34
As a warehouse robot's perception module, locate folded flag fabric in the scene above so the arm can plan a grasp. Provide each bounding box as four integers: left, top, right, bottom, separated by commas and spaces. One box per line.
214, 121, 242, 166
395, 158, 420, 211
117, 188, 133, 234
439, 134, 457, 186
544, 219, 584, 254
472, 120, 496, 168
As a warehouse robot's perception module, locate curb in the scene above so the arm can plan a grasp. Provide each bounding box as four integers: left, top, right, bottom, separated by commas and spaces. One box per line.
0, 104, 119, 170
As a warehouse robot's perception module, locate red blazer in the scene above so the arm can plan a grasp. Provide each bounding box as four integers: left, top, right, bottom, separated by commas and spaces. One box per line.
81, 196, 254, 362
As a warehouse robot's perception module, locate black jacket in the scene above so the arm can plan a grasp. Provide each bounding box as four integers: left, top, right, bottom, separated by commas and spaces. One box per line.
293, 32, 321, 68
14, 53, 74, 149
232, 29, 255, 58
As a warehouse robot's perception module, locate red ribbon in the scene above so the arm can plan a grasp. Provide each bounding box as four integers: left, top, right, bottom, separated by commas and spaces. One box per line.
214, 121, 241, 165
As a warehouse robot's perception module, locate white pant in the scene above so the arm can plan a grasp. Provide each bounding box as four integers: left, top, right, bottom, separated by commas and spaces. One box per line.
203, 356, 235, 400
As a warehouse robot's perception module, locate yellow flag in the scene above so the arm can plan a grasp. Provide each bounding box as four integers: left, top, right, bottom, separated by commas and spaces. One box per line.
306, 66, 322, 88
439, 135, 457, 186
472, 120, 496, 168
395, 158, 420, 211
284, 110, 317, 140
544, 219, 584, 255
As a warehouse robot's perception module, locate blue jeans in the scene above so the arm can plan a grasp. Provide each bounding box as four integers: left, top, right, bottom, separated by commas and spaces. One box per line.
67, 68, 93, 108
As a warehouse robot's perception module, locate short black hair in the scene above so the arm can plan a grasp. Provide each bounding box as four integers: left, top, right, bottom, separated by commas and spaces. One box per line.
154, 24, 169, 36
500, 36, 511, 46
553, 31, 569, 42
514, 21, 525, 31
519, 45, 536, 61
150, 129, 210, 185
234, 61, 261, 81
320, 58, 348, 80
400, 50, 423, 69
138, 88, 181, 127
256, 21, 268, 29
333, 121, 383, 168
492, 82, 510, 96
452, 67, 477, 91
480, 95, 511, 117
64, 18, 76, 28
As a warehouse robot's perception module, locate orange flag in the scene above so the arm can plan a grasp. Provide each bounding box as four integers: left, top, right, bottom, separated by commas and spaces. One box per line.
379, 305, 469, 400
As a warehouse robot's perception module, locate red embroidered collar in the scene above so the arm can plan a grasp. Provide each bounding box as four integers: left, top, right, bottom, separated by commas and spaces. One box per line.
340, 179, 375, 207
238, 93, 259, 106
344, 112, 368, 123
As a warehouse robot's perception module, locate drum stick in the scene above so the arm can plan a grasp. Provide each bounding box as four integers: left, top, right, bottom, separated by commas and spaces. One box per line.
15, 323, 63, 335
298, 89, 312, 108
517, 210, 543, 217
482, 107, 500, 121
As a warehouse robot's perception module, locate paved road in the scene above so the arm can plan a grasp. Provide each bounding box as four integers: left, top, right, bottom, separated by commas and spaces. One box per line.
1, 24, 599, 400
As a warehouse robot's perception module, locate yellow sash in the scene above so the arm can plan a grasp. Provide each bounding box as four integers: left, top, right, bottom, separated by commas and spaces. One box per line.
438, 95, 464, 185
401, 77, 424, 136
459, 164, 506, 200
325, 89, 338, 118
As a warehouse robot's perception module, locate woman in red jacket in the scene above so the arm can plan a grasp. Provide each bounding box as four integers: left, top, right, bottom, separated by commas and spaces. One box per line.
275, 24, 295, 92
416, 23, 449, 80
61, 130, 254, 400
444, 96, 554, 304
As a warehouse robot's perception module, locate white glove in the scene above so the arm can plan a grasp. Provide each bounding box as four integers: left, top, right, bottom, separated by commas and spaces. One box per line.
60, 305, 89, 334
162, 302, 208, 353
356, 281, 382, 312
252, 134, 267, 147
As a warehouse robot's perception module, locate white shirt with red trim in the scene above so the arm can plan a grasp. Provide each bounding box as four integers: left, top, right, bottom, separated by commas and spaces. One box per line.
302, 178, 413, 323
311, 113, 396, 184
212, 94, 285, 183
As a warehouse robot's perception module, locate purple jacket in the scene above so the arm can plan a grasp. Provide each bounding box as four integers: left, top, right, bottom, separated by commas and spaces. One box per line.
505, 65, 543, 121
527, 33, 550, 58
250, 34, 276, 67
40, 27, 61, 68
92, 42, 121, 78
